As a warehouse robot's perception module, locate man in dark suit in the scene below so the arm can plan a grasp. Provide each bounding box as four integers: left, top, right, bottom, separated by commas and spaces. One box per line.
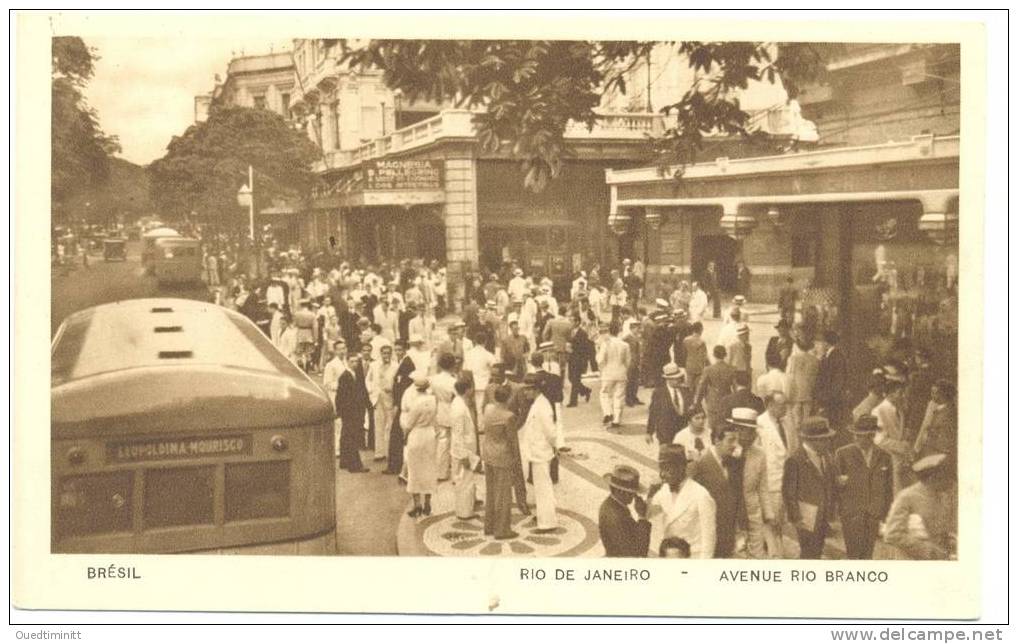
694, 345, 736, 439
645, 310, 673, 387
765, 319, 794, 372
598, 465, 651, 557
816, 330, 849, 439
782, 417, 838, 558
835, 415, 893, 559
336, 354, 369, 473
718, 371, 764, 433
682, 321, 708, 395
689, 422, 742, 557
385, 340, 414, 475
670, 310, 690, 372
645, 363, 690, 445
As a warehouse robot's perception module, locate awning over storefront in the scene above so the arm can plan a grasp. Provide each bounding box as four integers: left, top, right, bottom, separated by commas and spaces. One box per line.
605, 134, 959, 243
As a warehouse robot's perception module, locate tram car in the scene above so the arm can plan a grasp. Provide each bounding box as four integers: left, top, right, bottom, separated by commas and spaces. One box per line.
51, 298, 337, 554
140, 227, 180, 274
151, 237, 203, 286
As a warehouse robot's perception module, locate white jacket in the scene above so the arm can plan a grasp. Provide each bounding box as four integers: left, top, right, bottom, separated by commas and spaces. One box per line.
520, 395, 557, 464
596, 336, 631, 382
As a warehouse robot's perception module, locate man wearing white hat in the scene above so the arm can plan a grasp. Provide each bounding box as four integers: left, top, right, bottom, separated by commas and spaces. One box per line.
729, 408, 773, 559
646, 363, 689, 445
508, 267, 528, 303
727, 322, 753, 382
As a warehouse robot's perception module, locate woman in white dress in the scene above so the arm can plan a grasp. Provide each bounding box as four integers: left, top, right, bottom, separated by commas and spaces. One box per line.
401, 372, 439, 518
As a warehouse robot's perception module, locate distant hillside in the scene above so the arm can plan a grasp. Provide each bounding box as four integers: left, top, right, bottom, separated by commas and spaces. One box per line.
58, 157, 155, 226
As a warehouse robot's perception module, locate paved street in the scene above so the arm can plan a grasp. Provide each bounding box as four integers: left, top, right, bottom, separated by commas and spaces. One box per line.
51, 241, 210, 336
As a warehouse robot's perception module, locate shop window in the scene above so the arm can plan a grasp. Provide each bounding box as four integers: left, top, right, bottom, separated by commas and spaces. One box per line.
281, 93, 291, 119
253, 95, 267, 110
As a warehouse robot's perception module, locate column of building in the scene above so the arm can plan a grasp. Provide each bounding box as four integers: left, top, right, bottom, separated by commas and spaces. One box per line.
442, 156, 479, 310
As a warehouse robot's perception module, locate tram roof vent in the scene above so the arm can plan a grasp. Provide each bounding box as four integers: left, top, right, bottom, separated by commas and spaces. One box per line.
153, 326, 183, 333
157, 350, 193, 359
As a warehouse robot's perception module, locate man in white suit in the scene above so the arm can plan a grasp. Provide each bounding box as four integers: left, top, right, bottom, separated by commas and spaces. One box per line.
596, 321, 631, 429
649, 444, 717, 559
756, 392, 790, 558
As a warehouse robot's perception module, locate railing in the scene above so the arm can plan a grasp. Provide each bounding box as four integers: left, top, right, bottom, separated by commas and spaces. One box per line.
313, 109, 663, 172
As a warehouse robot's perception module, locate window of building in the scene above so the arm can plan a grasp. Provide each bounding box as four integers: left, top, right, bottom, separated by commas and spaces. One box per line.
253, 95, 267, 110
281, 93, 291, 118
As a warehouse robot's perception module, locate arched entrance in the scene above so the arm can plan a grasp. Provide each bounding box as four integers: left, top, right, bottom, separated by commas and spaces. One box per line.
691, 234, 741, 292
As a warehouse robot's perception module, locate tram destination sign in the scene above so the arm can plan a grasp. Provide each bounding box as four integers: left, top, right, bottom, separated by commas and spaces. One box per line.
363, 159, 443, 191
106, 435, 253, 463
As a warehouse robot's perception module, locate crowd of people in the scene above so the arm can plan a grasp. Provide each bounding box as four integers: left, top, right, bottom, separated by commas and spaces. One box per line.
202, 236, 958, 561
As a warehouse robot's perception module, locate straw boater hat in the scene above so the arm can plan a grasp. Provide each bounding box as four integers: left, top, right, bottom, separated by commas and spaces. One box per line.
449, 319, 466, 329
603, 464, 645, 494
662, 363, 685, 380
537, 341, 555, 352
852, 415, 879, 434
727, 407, 759, 429
911, 453, 948, 475
513, 268, 524, 276
507, 312, 520, 324
800, 416, 836, 440
411, 371, 430, 388
733, 295, 746, 305
655, 298, 670, 309
408, 334, 425, 346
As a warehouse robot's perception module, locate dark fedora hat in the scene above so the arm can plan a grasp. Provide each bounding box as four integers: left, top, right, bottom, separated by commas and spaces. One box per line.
851, 415, 879, 434
659, 443, 688, 466
603, 464, 644, 494
800, 416, 836, 440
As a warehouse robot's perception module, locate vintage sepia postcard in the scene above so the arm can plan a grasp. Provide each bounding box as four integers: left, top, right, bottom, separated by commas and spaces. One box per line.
13, 10, 991, 619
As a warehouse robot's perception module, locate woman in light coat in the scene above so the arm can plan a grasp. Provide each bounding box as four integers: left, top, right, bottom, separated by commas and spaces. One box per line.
520, 381, 559, 532
401, 372, 439, 518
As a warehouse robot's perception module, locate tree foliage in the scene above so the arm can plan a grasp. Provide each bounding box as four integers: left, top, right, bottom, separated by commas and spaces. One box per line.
52, 36, 121, 216
339, 40, 830, 190
148, 106, 320, 226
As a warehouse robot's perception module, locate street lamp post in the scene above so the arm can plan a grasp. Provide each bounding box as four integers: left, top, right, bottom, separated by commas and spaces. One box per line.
237, 165, 259, 277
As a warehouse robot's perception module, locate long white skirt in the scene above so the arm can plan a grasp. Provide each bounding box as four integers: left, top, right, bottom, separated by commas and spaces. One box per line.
406, 427, 438, 494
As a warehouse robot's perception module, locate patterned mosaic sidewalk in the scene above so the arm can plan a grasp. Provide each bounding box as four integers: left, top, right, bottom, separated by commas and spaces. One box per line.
395, 395, 847, 559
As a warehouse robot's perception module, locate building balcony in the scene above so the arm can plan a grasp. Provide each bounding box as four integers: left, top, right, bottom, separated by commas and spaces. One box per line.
312, 109, 666, 173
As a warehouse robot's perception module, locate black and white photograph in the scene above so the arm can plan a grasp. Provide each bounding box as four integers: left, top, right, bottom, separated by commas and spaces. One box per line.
13, 9, 1003, 624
